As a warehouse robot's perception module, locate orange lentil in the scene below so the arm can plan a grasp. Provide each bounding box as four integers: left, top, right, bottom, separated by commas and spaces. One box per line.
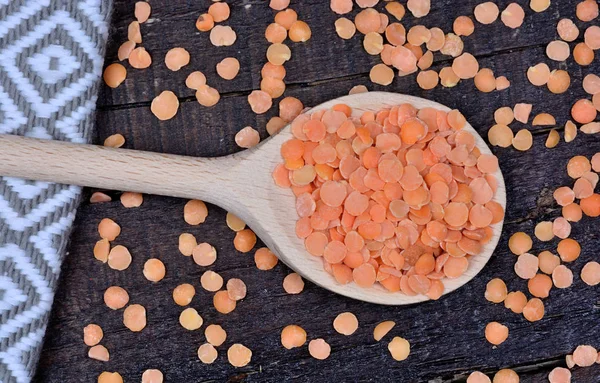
205, 324, 227, 346
552, 265, 573, 288
557, 238, 581, 262
254, 247, 278, 270
530, 0, 550, 12
308, 338, 331, 360
580, 194, 600, 217
117, 40, 135, 61
440, 33, 464, 57
474, 68, 496, 93
265, 23, 287, 43
388, 336, 411, 361
373, 320, 395, 341
94, 239, 109, 263
573, 345, 598, 367
485, 278, 508, 303
514, 253, 539, 279
452, 53, 479, 79
128, 47, 151, 69
270, 0, 290, 11
289, 21, 312, 42
585, 26, 600, 50
330, 0, 353, 15
513, 103, 532, 123
128, 21, 142, 43
164, 48, 189, 71
226, 278, 247, 301
571, 99, 597, 124
173, 283, 195, 306
416, 70, 439, 90
123, 304, 146, 331
283, 272, 304, 294
546, 40, 570, 61
201, 270, 223, 292
504, 291, 527, 313
281, 325, 307, 349
427, 27, 445, 51
485, 322, 509, 345
522, 298, 545, 322
496, 76, 511, 90
577, 0, 599, 21
501, 3, 525, 29
335, 17, 356, 39
179, 307, 203, 330
581, 261, 600, 286
248, 90, 273, 114
528, 273, 553, 298
89, 345, 110, 362
98, 218, 120, 240
474, 2, 500, 24
103, 64, 126, 88
134, 2, 151, 23
512, 129, 533, 151
439, 67, 460, 87
235, 126, 260, 149
216, 57, 240, 80
453, 16, 474, 37
193, 243, 217, 266
493, 369, 520, 383
120, 192, 142, 208
84, 324, 103, 346
275, 9, 297, 29
179, 233, 197, 256
573, 42, 595, 66
108, 245, 132, 271
548, 367, 571, 383
186, 71, 206, 90
104, 286, 129, 310
557, 19, 580, 42
208, 2, 230, 22
143, 258, 165, 282
90, 192, 111, 204
545, 129, 560, 148
97, 372, 123, 383
213, 290, 236, 314
487, 124, 514, 147
196, 13, 214, 32
184, 200, 208, 225
227, 344, 252, 367
233, 229, 257, 252
508, 232, 532, 255
467, 371, 491, 383
527, 63, 550, 86
386, 2, 405, 21
407, 0, 430, 18
210, 25, 237, 46
333, 312, 358, 335
562, 203, 582, 222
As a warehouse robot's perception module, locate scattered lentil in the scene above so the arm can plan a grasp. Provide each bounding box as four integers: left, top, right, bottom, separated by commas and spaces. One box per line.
173, 283, 195, 306
281, 325, 307, 349
123, 304, 146, 331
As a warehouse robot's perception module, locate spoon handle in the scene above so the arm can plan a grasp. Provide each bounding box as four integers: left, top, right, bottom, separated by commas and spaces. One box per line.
0, 134, 231, 202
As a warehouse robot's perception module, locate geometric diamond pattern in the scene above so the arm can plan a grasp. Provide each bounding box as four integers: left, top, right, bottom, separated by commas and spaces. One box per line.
0, 0, 111, 381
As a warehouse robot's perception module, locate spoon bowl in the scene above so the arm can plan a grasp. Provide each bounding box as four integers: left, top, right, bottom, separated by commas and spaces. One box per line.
0, 92, 505, 305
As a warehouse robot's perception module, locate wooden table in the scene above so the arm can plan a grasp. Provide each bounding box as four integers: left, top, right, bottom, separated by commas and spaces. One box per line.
35, 1, 600, 381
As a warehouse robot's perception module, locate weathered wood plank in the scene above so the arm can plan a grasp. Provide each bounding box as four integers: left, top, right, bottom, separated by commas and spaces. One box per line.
35, 0, 600, 381
98, 0, 583, 107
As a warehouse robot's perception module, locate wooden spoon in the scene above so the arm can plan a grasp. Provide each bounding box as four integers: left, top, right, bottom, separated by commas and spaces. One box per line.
0, 92, 505, 305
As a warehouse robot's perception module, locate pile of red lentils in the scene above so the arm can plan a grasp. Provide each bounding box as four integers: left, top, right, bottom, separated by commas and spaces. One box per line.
95, 0, 600, 382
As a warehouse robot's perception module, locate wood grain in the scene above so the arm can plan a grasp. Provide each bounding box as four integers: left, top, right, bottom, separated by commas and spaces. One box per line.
35, 0, 600, 381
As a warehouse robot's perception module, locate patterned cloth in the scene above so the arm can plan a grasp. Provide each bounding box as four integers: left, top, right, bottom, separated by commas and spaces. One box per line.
0, 0, 111, 381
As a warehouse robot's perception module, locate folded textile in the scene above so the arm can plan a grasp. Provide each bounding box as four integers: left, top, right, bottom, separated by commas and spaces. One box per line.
0, 0, 111, 381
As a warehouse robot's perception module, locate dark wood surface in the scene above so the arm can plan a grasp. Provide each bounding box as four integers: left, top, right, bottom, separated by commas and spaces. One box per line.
35, 0, 600, 381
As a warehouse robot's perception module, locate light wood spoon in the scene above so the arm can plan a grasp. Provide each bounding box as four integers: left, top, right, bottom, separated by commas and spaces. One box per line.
0, 92, 506, 305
